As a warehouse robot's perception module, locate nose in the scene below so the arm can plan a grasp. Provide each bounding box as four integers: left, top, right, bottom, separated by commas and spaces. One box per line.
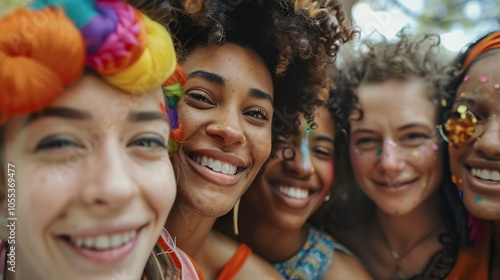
378, 141, 405, 175
474, 116, 500, 159
282, 146, 315, 178
81, 139, 138, 213
206, 110, 245, 148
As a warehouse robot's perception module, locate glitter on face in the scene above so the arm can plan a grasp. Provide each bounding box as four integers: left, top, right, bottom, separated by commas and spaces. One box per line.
494, 84, 500, 90
451, 174, 457, 184
475, 195, 482, 202
432, 143, 438, 151
474, 88, 479, 94
376, 148, 382, 156
385, 140, 397, 148
464, 75, 470, 82
479, 75, 489, 83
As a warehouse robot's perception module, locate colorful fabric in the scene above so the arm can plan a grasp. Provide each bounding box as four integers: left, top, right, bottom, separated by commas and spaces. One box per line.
217, 243, 252, 280
274, 226, 348, 280
157, 228, 204, 280
446, 221, 491, 280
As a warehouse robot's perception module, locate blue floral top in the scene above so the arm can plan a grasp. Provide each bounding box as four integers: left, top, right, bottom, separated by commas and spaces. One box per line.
274, 226, 349, 280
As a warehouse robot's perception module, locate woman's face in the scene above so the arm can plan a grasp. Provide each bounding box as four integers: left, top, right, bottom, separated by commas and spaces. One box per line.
174, 43, 274, 217
3, 75, 176, 279
349, 79, 442, 216
242, 107, 335, 229
448, 52, 500, 220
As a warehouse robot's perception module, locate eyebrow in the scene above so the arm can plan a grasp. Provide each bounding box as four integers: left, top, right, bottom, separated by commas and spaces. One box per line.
397, 122, 434, 132
454, 97, 477, 106
23, 107, 168, 130
127, 111, 169, 122
188, 70, 273, 104
24, 107, 92, 127
249, 88, 273, 104
314, 135, 335, 144
188, 70, 225, 86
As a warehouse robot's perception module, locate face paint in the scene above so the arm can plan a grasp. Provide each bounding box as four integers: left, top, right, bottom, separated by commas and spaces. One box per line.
464, 75, 470, 82
475, 195, 483, 202
300, 127, 312, 172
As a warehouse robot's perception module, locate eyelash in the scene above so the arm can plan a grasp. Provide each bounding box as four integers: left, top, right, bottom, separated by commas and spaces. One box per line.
129, 135, 166, 149
187, 91, 212, 104
36, 136, 82, 151
245, 108, 268, 120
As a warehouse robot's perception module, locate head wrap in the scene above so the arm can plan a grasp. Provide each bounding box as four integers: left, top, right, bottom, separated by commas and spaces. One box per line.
0, 0, 184, 153
462, 31, 500, 70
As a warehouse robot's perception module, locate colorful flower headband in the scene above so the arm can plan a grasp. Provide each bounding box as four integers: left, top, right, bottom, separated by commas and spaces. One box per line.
0, 0, 184, 153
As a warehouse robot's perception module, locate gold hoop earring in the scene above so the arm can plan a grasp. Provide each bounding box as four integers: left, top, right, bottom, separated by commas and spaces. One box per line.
233, 199, 240, 235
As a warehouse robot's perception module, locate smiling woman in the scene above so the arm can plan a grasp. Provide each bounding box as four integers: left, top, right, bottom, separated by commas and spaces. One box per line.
129, 0, 355, 279
0, 1, 181, 279
323, 31, 470, 279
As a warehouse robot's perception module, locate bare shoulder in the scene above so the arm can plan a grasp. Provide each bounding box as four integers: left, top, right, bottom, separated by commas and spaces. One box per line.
323, 251, 372, 280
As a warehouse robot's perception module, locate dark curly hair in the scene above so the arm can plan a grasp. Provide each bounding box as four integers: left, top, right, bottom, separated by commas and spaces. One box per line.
128, 0, 355, 139
314, 31, 467, 245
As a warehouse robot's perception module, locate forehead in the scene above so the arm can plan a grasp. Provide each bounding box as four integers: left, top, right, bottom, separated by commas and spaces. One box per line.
60, 75, 163, 107
457, 52, 500, 109
355, 79, 436, 123
181, 43, 273, 94
305, 106, 335, 135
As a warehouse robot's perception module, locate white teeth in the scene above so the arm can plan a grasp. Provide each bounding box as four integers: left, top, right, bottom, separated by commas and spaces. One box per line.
69, 230, 136, 250
471, 168, 500, 182
278, 186, 309, 200
492, 171, 500, 181
195, 155, 238, 175
213, 160, 222, 172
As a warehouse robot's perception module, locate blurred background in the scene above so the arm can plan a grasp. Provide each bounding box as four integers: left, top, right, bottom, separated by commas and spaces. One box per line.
340, 0, 500, 56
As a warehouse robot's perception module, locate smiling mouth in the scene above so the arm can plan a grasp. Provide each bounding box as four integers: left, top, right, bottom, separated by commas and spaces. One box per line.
275, 186, 311, 200
189, 154, 241, 175
471, 168, 500, 183
375, 178, 418, 188
62, 229, 138, 251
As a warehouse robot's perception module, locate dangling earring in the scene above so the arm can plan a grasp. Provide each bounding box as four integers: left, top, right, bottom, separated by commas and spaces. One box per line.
324, 192, 331, 202
233, 199, 240, 235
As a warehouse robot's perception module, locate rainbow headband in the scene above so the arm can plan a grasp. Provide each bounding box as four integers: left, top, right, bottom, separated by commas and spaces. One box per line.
462, 31, 500, 70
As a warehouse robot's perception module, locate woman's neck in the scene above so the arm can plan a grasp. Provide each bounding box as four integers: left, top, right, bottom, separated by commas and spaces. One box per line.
225, 200, 308, 263
375, 192, 445, 253
165, 200, 216, 258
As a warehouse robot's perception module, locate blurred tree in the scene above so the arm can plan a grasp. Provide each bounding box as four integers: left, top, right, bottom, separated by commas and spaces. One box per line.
341, 0, 499, 35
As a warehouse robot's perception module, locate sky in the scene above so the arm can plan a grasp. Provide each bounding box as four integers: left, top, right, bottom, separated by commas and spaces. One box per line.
351, 0, 500, 54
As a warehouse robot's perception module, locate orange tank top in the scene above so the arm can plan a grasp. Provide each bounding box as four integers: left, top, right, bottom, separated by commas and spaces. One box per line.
446, 223, 491, 280
217, 243, 252, 280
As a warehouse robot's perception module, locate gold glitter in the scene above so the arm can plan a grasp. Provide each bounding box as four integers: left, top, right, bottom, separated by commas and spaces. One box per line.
458, 178, 463, 184
452, 175, 457, 184
441, 98, 447, 107
460, 92, 466, 97
494, 84, 500, 90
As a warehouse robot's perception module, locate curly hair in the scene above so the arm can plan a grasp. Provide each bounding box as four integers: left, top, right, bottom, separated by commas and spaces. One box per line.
316, 32, 466, 244
128, 0, 355, 139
